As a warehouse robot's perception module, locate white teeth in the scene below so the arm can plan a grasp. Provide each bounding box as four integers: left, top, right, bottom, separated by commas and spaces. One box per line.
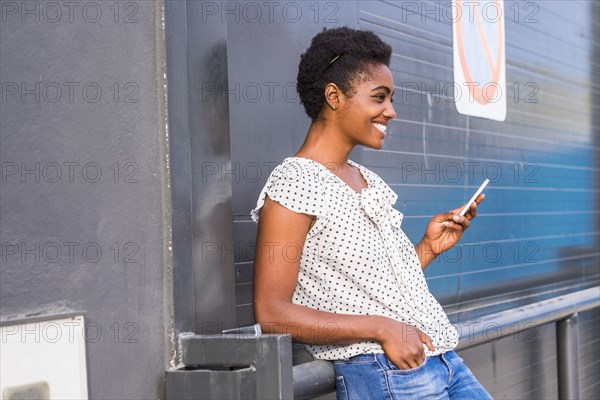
373, 123, 387, 135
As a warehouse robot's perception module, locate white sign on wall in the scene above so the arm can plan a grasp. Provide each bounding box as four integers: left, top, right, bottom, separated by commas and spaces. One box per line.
452, 0, 507, 121
1, 315, 88, 399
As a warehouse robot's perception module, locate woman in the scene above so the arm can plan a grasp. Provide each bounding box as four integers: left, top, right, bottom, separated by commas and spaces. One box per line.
251, 27, 492, 399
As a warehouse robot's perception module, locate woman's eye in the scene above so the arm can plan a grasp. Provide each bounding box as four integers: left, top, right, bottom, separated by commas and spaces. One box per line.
374, 94, 393, 103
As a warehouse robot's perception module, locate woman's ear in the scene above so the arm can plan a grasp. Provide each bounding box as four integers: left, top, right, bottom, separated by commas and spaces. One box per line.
324, 83, 340, 110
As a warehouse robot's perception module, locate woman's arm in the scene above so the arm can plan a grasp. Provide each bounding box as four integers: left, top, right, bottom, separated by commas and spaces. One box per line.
254, 196, 433, 370
415, 194, 484, 270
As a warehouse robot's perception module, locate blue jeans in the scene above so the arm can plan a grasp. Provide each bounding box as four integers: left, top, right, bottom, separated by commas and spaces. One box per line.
333, 351, 492, 400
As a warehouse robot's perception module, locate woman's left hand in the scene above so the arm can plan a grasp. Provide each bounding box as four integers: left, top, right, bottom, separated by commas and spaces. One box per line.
416, 194, 485, 268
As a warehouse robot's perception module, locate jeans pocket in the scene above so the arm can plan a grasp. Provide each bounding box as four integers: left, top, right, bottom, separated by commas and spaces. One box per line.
385, 356, 429, 375
335, 375, 349, 400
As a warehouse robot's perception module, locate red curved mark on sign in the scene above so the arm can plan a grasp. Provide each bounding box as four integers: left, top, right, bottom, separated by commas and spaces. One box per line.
455, 0, 504, 105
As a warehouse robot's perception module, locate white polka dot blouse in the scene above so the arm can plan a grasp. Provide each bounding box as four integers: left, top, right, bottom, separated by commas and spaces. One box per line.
251, 157, 459, 360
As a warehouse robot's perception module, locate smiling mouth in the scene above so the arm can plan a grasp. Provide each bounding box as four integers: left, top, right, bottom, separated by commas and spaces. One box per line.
372, 123, 387, 135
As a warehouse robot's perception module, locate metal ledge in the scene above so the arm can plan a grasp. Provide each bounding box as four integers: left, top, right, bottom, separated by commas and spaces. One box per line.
454, 286, 599, 350
293, 360, 337, 400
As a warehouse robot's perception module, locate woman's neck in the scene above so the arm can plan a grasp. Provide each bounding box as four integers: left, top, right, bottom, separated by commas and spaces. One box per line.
294, 120, 354, 171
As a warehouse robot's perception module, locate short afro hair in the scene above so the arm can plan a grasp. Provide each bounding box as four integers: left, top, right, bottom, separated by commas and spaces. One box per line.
296, 27, 392, 121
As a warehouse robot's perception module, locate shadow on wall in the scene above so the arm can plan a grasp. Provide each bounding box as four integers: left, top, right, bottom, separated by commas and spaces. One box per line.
201, 41, 230, 156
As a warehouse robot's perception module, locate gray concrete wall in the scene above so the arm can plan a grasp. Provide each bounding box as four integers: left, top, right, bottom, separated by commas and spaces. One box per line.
0, 1, 173, 398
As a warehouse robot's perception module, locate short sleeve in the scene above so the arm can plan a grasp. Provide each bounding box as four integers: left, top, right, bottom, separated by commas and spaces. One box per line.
250, 158, 327, 225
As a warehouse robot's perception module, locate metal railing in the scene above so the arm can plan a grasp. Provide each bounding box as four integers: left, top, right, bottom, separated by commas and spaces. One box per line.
292, 287, 600, 400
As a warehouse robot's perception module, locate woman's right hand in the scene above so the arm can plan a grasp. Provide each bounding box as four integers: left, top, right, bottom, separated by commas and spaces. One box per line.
378, 318, 435, 370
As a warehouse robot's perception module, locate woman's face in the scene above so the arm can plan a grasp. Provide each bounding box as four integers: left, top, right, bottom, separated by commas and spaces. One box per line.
337, 64, 396, 150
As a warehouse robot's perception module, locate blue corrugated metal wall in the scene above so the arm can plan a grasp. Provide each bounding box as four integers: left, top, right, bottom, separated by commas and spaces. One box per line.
356, 2, 599, 398
228, 1, 599, 398
358, 0, 598, 309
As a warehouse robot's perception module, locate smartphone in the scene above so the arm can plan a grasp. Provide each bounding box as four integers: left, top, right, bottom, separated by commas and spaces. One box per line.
459, 179, 489, 216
